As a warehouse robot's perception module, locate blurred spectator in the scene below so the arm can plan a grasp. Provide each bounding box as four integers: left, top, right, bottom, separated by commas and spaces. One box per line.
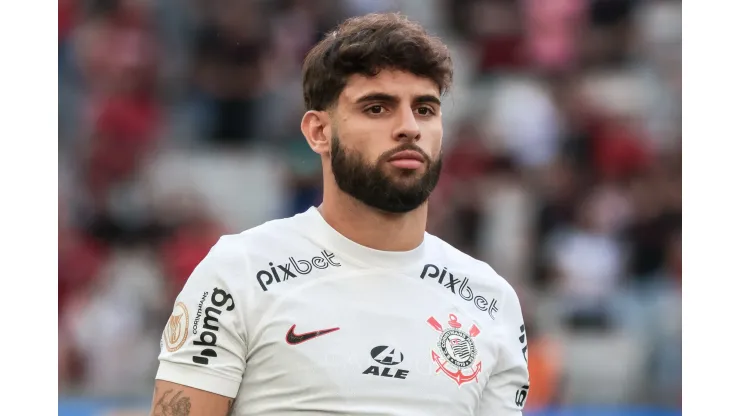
190, 0, 274, 143
477, 160, 535, 286
74, 0, 159, 98
623, 165, 681, 284
428, 120, 498, 257
59, 224, 108, 317
440, 120, 496, 182
522, 0, 587, 73
484, 76, 561, 170
59, 0, 84, 144
532, 158, 581, 287
446, 0, 527, 72
63, 247, 165, 395
591, 114, 652, 181
546, 187, 627, 330
59, 0, 79, 77
84, 95, 160, 199
581, 0, 638, 67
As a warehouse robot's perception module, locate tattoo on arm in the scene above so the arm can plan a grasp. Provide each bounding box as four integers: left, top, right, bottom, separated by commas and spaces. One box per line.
152, 388, 192, 416
227, 399, 235, 416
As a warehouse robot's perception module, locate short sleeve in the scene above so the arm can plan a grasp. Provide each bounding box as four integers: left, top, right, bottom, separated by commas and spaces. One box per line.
477, 284, 530, 415
156, 237, 248, 398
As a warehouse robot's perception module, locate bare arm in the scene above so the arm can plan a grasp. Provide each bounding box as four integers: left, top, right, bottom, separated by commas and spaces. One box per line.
150, 380, 235, 416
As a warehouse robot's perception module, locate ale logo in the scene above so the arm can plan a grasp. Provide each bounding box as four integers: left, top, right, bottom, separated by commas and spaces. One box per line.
363, 345, 409, 380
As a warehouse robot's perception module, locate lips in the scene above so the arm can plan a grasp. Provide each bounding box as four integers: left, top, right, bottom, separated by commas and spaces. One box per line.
387, 149, 426, 170
388, 150, 425, 163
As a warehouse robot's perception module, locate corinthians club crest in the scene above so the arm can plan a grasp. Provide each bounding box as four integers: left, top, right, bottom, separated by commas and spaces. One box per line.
427, 313, 483, 386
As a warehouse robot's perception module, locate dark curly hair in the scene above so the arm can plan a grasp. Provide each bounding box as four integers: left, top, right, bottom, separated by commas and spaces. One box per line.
302, 12, 454, 111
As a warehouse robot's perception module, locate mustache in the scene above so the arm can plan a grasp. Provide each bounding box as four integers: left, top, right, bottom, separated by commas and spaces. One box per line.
378, 142, 434, 165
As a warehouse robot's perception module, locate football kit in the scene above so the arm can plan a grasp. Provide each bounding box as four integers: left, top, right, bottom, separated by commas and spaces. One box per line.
156, 207, 530, 415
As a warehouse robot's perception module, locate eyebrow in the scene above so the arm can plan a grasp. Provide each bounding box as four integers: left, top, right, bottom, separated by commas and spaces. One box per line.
354, 92, 442, 107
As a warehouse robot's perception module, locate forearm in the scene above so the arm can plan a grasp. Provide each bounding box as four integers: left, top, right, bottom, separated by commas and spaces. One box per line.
150, 380, 234, 416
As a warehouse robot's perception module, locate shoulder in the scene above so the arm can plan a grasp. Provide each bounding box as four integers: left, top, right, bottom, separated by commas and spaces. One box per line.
423, 233, 517, 295
188, 214, 305, 282
213, 212, 312, 259
420, 233, 523, 327
205, 212, 339, 293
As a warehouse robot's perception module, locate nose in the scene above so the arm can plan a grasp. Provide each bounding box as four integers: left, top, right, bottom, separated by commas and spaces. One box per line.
393, 107, 421, 142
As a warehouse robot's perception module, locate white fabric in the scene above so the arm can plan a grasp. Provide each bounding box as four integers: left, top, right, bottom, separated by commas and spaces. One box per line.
156, 207, 529, 415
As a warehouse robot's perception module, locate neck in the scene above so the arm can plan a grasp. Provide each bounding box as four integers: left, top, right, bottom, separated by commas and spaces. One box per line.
319, 184, 428, 252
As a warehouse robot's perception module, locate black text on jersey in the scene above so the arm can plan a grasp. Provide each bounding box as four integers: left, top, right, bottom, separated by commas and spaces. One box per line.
420, 264, 500, 321
362, 346, 409, 380
192, 291, 209, 335
192, 288, 235, 365
256, 250, 341, 291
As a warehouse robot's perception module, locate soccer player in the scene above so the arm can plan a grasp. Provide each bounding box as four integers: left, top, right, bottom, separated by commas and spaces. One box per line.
151, 12, 530, 416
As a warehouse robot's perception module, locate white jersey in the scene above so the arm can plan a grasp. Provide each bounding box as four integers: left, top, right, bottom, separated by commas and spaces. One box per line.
156, 207, 530, 415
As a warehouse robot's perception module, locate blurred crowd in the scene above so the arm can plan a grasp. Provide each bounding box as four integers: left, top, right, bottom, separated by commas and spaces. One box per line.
58, 0, 682, 410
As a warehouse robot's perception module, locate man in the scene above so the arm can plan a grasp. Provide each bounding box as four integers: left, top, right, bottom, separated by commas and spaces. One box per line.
151, 12, 530, 416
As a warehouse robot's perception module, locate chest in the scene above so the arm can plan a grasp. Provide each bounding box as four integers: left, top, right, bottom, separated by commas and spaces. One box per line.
238, 272, 503, 415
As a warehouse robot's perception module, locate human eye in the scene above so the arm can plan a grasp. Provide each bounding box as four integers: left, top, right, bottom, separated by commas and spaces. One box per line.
415, 105, 436, 117
364, 105, 387, 115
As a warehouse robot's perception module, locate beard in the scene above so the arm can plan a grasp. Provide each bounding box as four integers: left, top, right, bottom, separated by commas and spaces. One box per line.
330, 135, 443, 214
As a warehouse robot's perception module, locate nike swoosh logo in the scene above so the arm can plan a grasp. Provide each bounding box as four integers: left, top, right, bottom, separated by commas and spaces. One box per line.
285, 324, 340, 345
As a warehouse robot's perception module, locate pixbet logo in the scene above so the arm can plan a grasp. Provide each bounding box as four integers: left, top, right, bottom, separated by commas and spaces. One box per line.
192, 288, 235, 365
256, 250, 341, 291
420, 264, 499, 321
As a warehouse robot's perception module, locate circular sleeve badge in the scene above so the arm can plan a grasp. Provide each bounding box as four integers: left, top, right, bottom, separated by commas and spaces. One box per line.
163, 302, 190, 352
